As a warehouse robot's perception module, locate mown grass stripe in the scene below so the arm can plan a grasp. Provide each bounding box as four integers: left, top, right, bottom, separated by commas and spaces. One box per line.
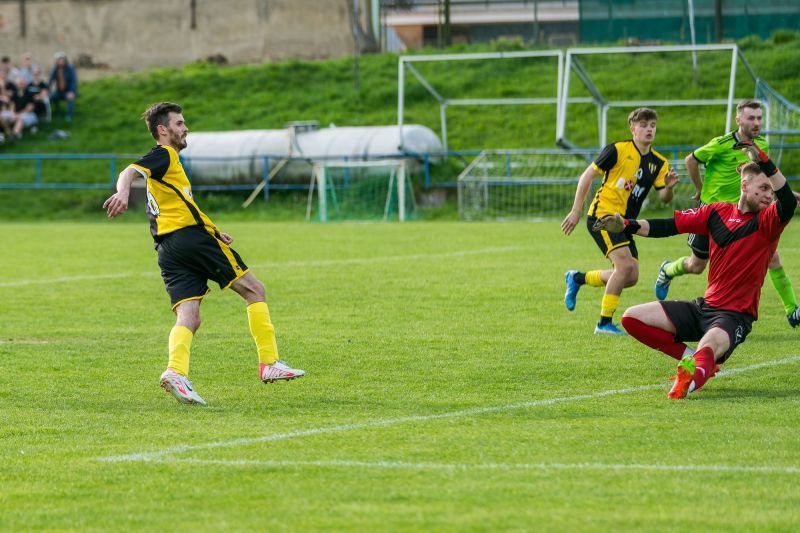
151, 458, 800, 475
98, 355, 800, 463
0, 246, 527, 287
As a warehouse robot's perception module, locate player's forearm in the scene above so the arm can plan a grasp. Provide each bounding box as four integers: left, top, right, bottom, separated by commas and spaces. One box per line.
114, 167, 138, 199
685, 155, 702, 190
624, 218, 678, 238
774, 177, 796, 223
768, 167, 787, 192
658, 187, 674, 204
569, 168, 596, 213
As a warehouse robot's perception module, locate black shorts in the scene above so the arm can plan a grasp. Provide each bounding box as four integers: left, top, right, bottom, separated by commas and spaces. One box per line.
586, 216, 638, 259
687, 233, 710, 260
156, 225, 249, 310
659, 297, 753, 363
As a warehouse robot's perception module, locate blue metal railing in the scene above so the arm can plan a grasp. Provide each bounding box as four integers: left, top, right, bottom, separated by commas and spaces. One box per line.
1, 145, 798, 192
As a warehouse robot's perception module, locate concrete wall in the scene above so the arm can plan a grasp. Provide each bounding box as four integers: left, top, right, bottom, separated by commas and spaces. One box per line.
0, 0, 356, 75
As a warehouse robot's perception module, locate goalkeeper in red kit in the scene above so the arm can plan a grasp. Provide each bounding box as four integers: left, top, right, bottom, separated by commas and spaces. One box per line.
593, 141, 797, 399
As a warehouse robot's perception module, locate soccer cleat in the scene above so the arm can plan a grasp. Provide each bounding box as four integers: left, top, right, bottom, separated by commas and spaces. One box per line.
260, 360, 305, 383
787, 307, 800, 328
159, 369, 207, 406
655, 259, 672, 300
667, 357, 695, 399
564, 270, 581, 311
594, 322, 627, 335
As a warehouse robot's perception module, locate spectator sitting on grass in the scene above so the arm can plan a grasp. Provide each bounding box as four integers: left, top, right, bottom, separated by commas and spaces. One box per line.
0, 69, 17, 99
26, 66, 50, 121
48, 52, 77, 122
0, 82, 16, 141
10, 75, 38, 139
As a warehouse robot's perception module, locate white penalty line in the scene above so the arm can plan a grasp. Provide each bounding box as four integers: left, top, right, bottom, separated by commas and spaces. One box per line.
0, 246, 526, 288
98, 355, 800, 464
144, 458, 800, 476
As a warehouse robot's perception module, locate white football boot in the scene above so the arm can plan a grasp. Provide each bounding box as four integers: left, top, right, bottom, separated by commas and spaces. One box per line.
159, 369, 207, 406
259, 360, 305, 383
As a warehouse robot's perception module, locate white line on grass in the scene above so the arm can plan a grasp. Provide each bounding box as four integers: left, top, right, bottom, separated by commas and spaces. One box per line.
98, 355, 800, 464
0, 246, 526, 288
147, 458, 800, 475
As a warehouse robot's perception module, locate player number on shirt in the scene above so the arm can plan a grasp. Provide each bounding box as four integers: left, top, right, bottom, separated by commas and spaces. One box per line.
146, 190, 160, 217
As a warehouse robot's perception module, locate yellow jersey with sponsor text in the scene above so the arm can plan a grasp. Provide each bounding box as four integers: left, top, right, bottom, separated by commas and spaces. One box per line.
129, 145, 220, 241
587, 140, 669, 219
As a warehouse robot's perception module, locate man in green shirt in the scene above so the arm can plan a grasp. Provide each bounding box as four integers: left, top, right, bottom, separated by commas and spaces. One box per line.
655, 99, 800, 327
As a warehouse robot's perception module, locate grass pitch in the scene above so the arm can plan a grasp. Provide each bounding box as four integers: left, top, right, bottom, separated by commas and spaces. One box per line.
1, 220, 799, 531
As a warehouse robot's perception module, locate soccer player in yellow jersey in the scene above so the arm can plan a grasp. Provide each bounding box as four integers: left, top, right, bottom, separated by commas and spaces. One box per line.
561, 108, 679, 334
103, 102, 304, 405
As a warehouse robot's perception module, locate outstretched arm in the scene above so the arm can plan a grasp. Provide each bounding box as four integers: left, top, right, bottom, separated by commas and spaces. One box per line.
735, 140, 795, 222
103, 167, 139, 218
592, 213, 678, 238
561, 164, 601, 235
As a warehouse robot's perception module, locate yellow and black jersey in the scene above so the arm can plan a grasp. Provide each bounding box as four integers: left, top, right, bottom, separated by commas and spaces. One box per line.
587, 140, 670, 219
129, 145, 219, 241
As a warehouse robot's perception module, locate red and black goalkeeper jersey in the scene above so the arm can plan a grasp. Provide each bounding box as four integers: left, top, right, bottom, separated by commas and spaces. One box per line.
674, 202, 788, 318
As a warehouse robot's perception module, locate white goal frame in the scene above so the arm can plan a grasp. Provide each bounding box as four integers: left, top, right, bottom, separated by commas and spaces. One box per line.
556, 44, 758, 149
306, 159, 409, 222
397, 50, 564, 152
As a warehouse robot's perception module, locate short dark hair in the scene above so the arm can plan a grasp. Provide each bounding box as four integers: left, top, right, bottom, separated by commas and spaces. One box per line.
628, 107, 657, 125
739, 161, 763, 180
737, 99, 762, 115
142, 102, 182, 140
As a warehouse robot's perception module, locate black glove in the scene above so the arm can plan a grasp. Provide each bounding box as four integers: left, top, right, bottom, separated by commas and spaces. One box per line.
733, 140, 778, 176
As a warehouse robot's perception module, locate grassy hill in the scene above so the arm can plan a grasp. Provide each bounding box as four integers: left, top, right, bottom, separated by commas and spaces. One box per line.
1, 32, 799, 218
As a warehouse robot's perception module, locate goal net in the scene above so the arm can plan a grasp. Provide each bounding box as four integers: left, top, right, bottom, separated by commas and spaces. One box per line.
458, 150, 592, 220
306, 159, 414, 222
756, 79, 800, 167
458, 150, 702, 220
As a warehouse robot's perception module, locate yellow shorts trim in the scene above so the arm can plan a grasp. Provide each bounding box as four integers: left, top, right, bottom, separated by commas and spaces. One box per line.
171, 289, 211, 312
223, 268, 250, 290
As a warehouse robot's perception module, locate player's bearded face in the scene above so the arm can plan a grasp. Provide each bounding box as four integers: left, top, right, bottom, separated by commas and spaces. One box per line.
166, 113, 188, 150
168, 127, 187, 150
737, 109, 762, 139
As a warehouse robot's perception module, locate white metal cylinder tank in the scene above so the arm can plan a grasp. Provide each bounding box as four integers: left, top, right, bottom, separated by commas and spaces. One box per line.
180, 124, 442, 183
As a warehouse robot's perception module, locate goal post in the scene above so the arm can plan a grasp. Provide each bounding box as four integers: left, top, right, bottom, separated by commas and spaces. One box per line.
306, 159, 413, 222
398, 50, 564, 152
556, 44, 757, 149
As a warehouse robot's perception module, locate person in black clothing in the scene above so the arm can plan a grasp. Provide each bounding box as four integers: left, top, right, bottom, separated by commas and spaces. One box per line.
26, 66, 49, 120
9, 75, 37, 139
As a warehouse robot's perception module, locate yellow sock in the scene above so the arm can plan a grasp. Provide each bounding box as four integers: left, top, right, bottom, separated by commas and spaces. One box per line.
600, 293, 621, 319
585, 270, 605, 287
168, 325, 193, 376
247, 301, 279, 365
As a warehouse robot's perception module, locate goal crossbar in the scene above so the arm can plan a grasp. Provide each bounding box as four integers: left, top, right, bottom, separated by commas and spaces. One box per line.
398, 50, 564, 152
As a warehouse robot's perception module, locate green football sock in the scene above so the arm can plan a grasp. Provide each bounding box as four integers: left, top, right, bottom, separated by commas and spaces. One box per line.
664, 257, 688, 279
768, 266, 798, 315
